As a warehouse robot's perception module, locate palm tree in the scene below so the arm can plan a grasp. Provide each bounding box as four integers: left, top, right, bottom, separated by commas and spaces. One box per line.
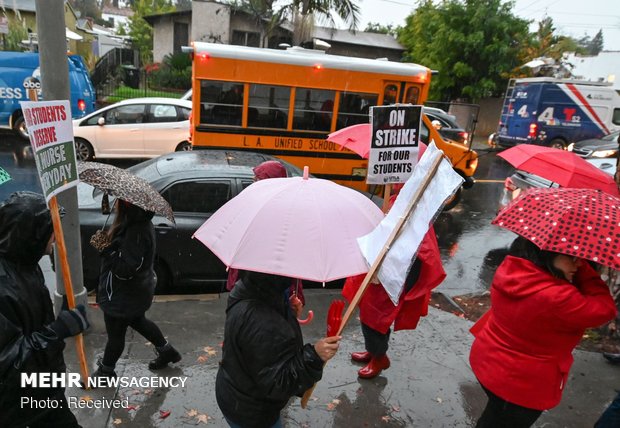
228, 0, 360, 47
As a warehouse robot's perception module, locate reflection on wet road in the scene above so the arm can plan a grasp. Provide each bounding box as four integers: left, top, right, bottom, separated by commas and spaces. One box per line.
435, 146, 516, 296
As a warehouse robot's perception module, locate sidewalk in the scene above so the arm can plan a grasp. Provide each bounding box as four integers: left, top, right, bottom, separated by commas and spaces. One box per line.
61, 290, 618, 427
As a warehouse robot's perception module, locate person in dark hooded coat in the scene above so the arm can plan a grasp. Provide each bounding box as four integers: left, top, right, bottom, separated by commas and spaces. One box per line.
216, 271, 341, 428
0, 191, 89, 428
92, 199, 180, 380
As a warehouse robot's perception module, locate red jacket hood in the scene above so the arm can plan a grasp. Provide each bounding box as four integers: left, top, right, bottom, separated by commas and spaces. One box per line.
492, 255, 566, 299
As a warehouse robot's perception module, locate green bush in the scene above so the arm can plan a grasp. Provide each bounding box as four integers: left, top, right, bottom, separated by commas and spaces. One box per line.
149, 66, 191, 90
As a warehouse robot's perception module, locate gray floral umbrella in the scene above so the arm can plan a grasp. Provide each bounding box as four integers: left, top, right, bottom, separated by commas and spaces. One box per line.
78, 161, 175, 223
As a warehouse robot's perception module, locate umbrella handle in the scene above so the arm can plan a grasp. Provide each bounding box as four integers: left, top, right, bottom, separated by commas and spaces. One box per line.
297, 309, 314, 325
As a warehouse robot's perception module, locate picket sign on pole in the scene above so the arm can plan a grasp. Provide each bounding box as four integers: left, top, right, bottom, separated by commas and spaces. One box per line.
300, 150, 444, 409
20, 96, 90, 386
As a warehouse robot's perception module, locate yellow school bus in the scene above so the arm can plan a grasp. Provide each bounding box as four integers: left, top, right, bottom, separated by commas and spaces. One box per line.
184, 42, 477, 196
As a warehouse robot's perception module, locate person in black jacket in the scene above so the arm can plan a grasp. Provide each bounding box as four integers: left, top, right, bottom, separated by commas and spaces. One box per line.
92, 199, 180, 380
216, 270, 341, 428
0, 191, 89, 428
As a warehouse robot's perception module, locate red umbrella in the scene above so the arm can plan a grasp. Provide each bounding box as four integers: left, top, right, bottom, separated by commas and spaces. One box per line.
327, 124, 371, 159
493, 187, 620, 270
498, 144, 619, 196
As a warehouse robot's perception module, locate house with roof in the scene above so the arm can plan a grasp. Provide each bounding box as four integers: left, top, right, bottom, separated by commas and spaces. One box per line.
144, 0, 404, 64
0, 0, 93, 57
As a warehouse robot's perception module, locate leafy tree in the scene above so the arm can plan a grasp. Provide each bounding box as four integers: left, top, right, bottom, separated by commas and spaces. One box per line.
588, 29, 604, 55
127, 0, 175, 64
4, 17, 29, 51
398, 0, 530, 101
284, 0, 360, 45
364, 22, 398, 36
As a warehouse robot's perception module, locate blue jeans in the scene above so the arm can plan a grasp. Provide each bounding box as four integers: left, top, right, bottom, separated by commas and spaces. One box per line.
595, 391, 620, 428
225, 417, 282, 428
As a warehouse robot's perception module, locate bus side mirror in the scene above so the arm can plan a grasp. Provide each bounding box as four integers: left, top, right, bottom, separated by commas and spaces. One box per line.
97, 117, 105, 126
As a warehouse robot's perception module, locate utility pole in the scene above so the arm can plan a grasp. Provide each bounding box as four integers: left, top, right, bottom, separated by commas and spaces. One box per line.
35, 0, 87, 312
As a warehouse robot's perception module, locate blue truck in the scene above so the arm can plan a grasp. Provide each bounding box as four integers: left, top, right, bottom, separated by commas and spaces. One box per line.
496, 78, 620, 149
0, 51, 96, 138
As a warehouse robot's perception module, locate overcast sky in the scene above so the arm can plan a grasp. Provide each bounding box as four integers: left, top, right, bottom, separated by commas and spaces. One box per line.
330, 0, 620, 51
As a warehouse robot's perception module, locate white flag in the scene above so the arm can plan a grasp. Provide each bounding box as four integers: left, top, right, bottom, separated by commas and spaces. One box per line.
357, 142, 464, 305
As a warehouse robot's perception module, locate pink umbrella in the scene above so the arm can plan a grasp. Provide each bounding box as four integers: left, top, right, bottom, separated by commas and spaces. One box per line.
193, 168, 384, 282
327, 124, 371, 159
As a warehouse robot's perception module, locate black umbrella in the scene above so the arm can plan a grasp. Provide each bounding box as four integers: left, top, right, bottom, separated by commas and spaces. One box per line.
78, 161, 175, 223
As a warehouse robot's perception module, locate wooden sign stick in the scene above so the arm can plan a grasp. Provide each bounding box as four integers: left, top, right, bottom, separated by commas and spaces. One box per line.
49, 197, 90, 387
300, 151, 444, 408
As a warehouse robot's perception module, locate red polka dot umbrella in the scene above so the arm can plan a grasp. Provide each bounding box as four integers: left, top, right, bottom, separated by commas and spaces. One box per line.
492, 187, 620, 270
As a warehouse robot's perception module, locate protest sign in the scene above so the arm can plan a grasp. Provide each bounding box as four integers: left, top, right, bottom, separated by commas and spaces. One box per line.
367, 105, 422, 184
358, 142, 464, 304
0, 166, 10, 185
20, 100, 78, 202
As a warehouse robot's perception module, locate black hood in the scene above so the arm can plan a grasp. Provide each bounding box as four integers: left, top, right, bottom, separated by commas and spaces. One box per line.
228, 271, 292, 311
0, 191, 53, 265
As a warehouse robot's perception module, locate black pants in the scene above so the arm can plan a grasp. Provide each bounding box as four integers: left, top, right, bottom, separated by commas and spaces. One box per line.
476, 385, 543, 428
361, 322, 391, 356
102, 313, 166, 367
360, 260, 421, 357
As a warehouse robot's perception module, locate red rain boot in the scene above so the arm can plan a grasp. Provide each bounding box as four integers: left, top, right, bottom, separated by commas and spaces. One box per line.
358, 354, 390, 379
351, 351, 372, 363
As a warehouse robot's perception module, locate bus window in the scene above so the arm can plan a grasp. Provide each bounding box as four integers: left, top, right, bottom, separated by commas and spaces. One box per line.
199, 80, 244, 126
404, 86, 420, 104
248, 84, 290, 129
383, 83, 399, 105
337, 92, 378, 128
293, 88, 335, 132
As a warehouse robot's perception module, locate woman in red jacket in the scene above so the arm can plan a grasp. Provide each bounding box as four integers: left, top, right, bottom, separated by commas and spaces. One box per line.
469, 237, 617, 427
342, 181, 446, 379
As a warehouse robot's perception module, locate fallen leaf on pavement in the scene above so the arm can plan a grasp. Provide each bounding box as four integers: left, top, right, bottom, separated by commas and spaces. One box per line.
187, 409, 198, 417
197, 413, 210, 424
113, 419, 122, 425
436, 397, 443, 403
382, 415, 391, 422
197, 355, 209, 363
203, 346, 217, 356
391, 405, 400, 412
159, 410, 171, 419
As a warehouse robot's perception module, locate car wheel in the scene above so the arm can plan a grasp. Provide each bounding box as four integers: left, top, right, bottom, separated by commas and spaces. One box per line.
13, 116, 29, 140
154, 259, 171, 294
175, 141, 192, 151
74, 138, 94, 161
549, 139, 566, 150
443, 187, 462, 211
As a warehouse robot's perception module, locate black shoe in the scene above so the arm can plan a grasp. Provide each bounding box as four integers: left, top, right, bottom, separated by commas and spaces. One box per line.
87, 361, 117, 388
149, 345, 181, 370
603, 352, 620, 365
